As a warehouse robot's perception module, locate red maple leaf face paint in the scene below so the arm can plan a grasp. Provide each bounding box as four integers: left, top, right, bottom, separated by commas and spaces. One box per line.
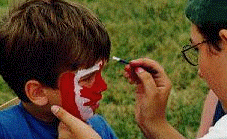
59, 62, 107, 121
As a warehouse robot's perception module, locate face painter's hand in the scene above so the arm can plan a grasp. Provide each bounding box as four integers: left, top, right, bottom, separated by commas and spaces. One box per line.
124, 58, 172, 137
51, 105, 101, 139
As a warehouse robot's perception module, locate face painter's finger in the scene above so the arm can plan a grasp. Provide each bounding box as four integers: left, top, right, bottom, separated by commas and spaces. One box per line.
124, 72, 136, 84
125, 64, 139, 80
51, 105, 70, 121
130, 58, 163, 74
51, 105, 85, 128
51, 105, 101, 139
124, 72, 129, 78
129, 78, 136, 84
124, 64, 131, 72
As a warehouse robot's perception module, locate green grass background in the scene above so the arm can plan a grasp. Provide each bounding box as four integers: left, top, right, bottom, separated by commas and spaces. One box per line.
0, 0, 209, 138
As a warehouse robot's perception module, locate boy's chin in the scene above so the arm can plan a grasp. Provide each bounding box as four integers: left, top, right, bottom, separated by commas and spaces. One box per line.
90, 103, 100, 112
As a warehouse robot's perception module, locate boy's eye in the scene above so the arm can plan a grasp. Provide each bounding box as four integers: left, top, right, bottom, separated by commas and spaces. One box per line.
79, 72, 96, 82
80, 76, 93, 82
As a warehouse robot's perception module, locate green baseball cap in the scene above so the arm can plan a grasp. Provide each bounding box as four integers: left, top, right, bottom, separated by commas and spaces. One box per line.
185, 0, 227, 26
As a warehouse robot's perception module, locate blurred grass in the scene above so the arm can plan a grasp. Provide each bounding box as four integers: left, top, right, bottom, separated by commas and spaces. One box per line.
0, 0, 209, 138
0, 0, 15, 105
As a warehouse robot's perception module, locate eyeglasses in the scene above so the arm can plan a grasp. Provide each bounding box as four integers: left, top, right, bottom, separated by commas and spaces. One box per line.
181, 40, 207, 66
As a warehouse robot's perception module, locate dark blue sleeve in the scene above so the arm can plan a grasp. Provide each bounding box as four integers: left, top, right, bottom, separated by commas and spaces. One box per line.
0, 122, 11, 139
87, 114, 118, 139
213, 101, 226, 125
0, 123, 5, 139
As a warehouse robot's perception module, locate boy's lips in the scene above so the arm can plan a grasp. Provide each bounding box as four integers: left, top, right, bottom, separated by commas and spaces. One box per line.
83, 91, 102, 105
90, 102, 100, 111
84, 99, 100, 106
82, 91, 102, 111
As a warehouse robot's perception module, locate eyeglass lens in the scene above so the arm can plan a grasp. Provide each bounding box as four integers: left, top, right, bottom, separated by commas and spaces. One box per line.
183, 45, 198, 65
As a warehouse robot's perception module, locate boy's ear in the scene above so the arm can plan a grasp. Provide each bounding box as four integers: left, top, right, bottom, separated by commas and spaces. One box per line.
25, 80, 48, 106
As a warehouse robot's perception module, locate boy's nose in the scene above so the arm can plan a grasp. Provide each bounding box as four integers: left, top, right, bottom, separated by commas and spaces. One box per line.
95, 72, 107, 93
100, 77, 107, 92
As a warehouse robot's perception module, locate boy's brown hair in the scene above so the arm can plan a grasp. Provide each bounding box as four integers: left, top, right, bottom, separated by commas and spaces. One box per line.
0, 0, 111, 102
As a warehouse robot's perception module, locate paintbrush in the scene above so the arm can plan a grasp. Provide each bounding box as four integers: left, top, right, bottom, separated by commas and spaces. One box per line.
112, 56, 129, 64
112, 56, 158, 74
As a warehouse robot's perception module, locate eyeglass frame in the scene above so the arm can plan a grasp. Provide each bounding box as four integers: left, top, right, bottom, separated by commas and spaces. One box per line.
181, 40, 207, 66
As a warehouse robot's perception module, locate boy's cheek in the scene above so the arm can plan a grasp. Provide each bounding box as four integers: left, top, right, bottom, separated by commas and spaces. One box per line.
47, 89, 62, 106
59, 72, 82, 119
57, 90, 63, 106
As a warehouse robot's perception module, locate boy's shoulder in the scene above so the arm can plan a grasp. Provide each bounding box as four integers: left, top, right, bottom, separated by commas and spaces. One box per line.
0, 103, 58, 139
0, 103, 31, 138
0, 103, 23, 119
87, 114, 118, 139
0, 103, 25, 127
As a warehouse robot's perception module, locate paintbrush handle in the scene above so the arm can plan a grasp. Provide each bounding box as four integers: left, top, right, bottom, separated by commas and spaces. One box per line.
113, 57, 158, 74
119, 59, 129, 64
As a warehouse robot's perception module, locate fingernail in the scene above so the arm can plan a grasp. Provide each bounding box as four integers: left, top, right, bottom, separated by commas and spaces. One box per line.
51, 105, 60, 115
135, 67, 145, 74
130, 60, 138, 64
130, 60, 136, 63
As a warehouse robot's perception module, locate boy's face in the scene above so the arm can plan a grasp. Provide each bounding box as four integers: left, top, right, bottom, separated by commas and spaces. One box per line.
57, 61, 107, 120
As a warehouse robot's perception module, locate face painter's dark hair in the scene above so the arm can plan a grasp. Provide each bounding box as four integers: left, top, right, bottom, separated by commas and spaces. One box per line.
185, 0, 227, 51
196, 23, 227, 51
0, 0, 111, 102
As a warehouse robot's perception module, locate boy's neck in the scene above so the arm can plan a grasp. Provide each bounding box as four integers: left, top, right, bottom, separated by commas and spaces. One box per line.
22, 102, 58, 123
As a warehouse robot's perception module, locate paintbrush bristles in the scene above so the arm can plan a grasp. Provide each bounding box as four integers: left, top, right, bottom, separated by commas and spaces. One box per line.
112, 56, 121, 61
112, 56, 129, 64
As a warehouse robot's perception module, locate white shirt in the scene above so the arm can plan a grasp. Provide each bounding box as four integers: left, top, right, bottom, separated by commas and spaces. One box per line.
200, 114, 227, 139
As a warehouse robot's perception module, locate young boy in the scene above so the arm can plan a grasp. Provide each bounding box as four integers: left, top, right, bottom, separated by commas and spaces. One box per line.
0, 0, 117, 138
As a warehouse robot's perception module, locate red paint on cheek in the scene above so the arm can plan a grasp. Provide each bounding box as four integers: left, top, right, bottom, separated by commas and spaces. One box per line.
59, 72, 82, 119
